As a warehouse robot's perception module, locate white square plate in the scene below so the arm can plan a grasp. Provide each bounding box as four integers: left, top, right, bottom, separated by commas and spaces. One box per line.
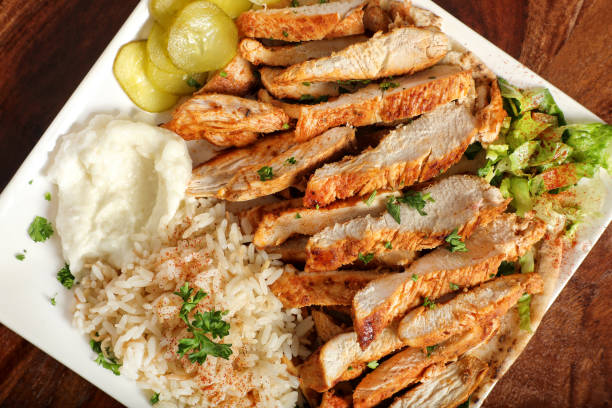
0, 1, 609, 407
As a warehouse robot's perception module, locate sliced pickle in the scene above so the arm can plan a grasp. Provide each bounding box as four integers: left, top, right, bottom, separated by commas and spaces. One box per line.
208, 0, 252, 18
145, 57, 206, 95
149, 0, 193, 27
167, 1, 238, 73
147, 23, 185, 74
113, 41, 178, 112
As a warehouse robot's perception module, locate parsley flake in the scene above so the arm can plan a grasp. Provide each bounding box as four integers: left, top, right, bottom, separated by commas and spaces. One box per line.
384, 241, 392, 250
285, 156, 297, 165
295, 213, 302, 219
379, 80, 399, 91
364, 190, 377, 206
57, 263, 75, 289
257, 166, 273, 181
282, 30, 289, 37
219, 71, 228, 78
358, 252, 375, 264
367, 360, 379, 369
186, 77, 202, 89
423, 296, 436, 309
28, 179, 33, 185
450, 282, 460, 290
50, 294, 57, 306
282, 123, 290, 130
386, 196, 401, 224
397, 190, 434, 216
90, 339, 121, 375
411, 274, 418, 282
15, 253, 25, 261
426, 344, 438, 357
28, 216, 54, 242
44, 192, 52, 201
302, 81, 311, 86
150, 393, 160, 405
445, 228, 467, 253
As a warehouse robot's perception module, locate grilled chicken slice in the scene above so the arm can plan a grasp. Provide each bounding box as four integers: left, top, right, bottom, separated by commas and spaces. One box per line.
321, 390, 352, 408
304, 101, 477, 207
255, 191, 397, 247
163, 94, 289, 146
305, 175, 508, 272
390, 355, 489, 408
257, 89, 304, 120
269, 236, 310, 263
295, 65, 474, 141
273, 26, 449, 85
313, 310, 348, 342
398, 273, 544, 347
239, 198, 302, 230
353, 320, 499, 408
270, 268, 384, 308
218, 127, 356, 201
300, 325, 407, 392
239, 36, 368, 67
260, 67, 340, 100
197, 55, 257, 96
352, 213, 546, 348
236, 0, 366, 42
187, 132, 297, 197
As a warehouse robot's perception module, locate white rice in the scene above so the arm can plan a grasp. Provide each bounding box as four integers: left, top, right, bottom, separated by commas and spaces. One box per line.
73, 197, 307, 407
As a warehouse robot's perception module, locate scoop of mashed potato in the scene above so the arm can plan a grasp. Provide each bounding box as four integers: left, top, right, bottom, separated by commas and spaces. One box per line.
49, 115, 192, 273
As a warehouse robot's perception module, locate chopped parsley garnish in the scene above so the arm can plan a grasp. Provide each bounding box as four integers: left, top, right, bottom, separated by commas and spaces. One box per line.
396, 191, 435, 216
379, 80, 399, 91
257, 166, 274, 181
302, 81, 311, 86
386, 196, 401, 224
320, 0, 328, 3
285, 156, 297, 165
449, 282, 460, 290
186, 77, 202, 88
219, 70, 228, 78
384, 241, 392, 250
445, 228, 467, 253
282, 31, 289, 37
497, 261, 516, 276
90, 339, 121, 375
28, 216, 54, 242
15, 253, 25, 261
295, 213, 302, 219
174, 283, 232, 364
517, 293, 533, 332
364, 190, 377, 206
423, 296, 436, 309
367, 360, 379, 369
150, 393, 160, 405
282, 123, 290, 130
464, 142, 483, 160
44, 192, 51, 201
426, 344, 438, 357
50, 294, 57, 306
315, 204, 320, 209
411, 274, 419, 282
28, 179, 33, 185
347, 365, 353, 370
358, 252, 375, 264
57, 263, 75, 289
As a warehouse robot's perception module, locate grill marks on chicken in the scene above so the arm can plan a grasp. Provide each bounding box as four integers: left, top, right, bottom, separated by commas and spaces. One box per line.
272, 26, 449, 85
304, 101, 477, 208
163, 94, 289, 146
295, 65, 475, 141
352, 213, 546, 348
305, 175, 509, 272
236, 0, 366, 42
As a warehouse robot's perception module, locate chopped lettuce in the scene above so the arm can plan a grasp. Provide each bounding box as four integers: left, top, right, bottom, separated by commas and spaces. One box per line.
519, 249, 535, 274
517, 293, 533, 332
479, 79, 611, 236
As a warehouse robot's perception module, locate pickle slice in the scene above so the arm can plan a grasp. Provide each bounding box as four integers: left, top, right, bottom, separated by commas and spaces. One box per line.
208, 0, 252, 18
147, 23, 185, 74
149, 0, 193, 27
167, 1, 238, 73
113, 41, 178, 112
146, 57, 206, 95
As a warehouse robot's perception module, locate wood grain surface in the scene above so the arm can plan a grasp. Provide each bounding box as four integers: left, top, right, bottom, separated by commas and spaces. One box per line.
0, 0, 610, 407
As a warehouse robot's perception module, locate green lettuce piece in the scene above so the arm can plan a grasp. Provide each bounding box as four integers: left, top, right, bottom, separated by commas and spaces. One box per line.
519, 249, 535, 274
522, 88, 566, 125
509, 177, 532, 216
564, 123, 612, 171
529, 141, 572, 168
517, 293, 533, 332
506, 112, 552, 149
485, 144, 509, 162
509, 141, 538, 172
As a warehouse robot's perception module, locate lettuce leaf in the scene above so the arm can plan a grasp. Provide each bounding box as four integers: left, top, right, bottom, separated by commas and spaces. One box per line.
564, 123, 612, 170
506, 112, 552, 149
517, 293, 533, 332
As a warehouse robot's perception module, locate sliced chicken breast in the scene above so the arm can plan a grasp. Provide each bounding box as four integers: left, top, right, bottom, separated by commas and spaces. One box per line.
236, 0, 366, 42
390, 355, 489, 408
352, 213, 546, 348
239, 36, 368, 67
313, 310, 347, 342
260, 67, 340, 100
257, 89, 304, 120
273, 26, 449, 85
321, 390, 352, 408
295, 65, 474, 141
218, 127, 356, 201
163, 94, 289, 147
255, 191, 397, 247
353, 320, 499, 408
187, 132, 297, 197
304, 101, 477, 207
197, 55, 257, 97
397, 273, 544, 347
270, 268, 384, 308
305, 175, 509, 272
300, 325, 407, 392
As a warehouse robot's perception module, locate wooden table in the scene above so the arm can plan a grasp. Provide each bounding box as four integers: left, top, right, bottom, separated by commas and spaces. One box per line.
0, 0, 610, 406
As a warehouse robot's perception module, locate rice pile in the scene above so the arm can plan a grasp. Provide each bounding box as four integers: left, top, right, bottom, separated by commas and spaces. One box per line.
73, 197, 311, 407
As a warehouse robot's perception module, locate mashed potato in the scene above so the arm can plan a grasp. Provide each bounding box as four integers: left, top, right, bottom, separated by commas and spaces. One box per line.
49, 114, 191, 273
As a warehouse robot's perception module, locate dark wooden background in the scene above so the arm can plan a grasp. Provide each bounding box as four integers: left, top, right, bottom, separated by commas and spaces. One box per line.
0, 0, 610, 406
